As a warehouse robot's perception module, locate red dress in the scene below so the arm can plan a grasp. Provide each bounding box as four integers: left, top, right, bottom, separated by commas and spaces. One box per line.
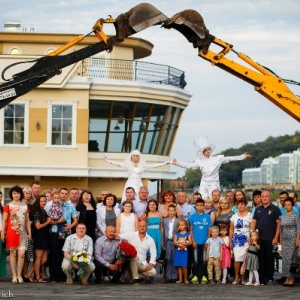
3, 203, 29, 250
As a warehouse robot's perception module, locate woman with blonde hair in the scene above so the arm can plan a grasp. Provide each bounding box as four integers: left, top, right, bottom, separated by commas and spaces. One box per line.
215, 198, 234, 231
103, 150, 170, 202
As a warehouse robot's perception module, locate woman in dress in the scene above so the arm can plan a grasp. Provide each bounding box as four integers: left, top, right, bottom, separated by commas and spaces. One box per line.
229, 199, 252, 284
279, 197, 300, 287
116, 200, 138, 234
96, 194, 120, 237
103, 150, 170, 202
1, 185, 32, 283
76, 189, 97, 241
26, 194, 51, 283
215, 198, 234, 231
0, 191, 7, 277
158, 190, 183, 220
22, 186, 35, 280
145, 199, 163, 258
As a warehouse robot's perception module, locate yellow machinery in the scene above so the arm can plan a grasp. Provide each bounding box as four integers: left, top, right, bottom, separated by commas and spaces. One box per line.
1, 3, 299, 122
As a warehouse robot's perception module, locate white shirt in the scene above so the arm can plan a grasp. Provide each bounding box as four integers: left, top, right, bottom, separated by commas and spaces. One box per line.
168, 218, 175, 239
119, 231, 157, 265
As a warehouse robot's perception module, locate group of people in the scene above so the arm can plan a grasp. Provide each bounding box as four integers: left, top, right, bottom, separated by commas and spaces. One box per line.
0, 137, 299, 288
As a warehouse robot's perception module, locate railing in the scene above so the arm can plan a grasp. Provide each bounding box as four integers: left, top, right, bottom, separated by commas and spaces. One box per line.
76, 58, 186, 89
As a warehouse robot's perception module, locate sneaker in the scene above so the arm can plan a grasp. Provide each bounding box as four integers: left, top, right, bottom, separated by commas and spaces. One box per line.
221, 280, 226, 284
209, 280, 215, 285
201, 276, 208, 284
190, 276, 199, 284
267, 280, 274, 285
245, 282, 252, 286
253, 282, 260, 286
216, 280, 221, 285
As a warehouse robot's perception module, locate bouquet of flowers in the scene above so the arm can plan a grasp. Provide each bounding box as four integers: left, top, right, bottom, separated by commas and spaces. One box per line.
70, 251, 93, 275
115, 241, 137, 271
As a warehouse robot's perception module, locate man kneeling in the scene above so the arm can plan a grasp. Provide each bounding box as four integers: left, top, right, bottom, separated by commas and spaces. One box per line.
62, 223, 95, 284
118, 221, 157, 284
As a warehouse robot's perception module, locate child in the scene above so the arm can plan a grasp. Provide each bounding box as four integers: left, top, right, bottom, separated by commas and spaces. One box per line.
48, 192, 66, 239
163, 204, 179, 283
219, 225, 231, 284
189, 198, 213, 284
204, 198, 216, 225
205, 226, 223, 284
245, 230, 260, 286
173, 220, 192, 283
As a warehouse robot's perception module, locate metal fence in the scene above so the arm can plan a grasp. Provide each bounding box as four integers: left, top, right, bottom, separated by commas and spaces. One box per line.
76, 58, 186, 89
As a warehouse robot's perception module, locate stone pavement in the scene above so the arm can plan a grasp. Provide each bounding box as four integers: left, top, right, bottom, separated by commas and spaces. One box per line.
0, 262, 299, 300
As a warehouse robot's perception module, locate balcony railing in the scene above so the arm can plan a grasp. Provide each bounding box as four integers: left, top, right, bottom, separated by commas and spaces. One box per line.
76, 58, 186, 89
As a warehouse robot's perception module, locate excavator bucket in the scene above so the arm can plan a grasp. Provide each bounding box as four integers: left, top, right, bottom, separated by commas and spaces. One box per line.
114, 3, 168, 40
162, 9, 214, 53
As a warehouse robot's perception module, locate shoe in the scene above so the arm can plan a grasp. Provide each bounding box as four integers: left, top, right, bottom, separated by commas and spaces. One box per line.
132, 279, 141, 286
64, 279, 73, 285
150, 277, 156, 284
201, 276, 208, 284
103, 276, 110, 282
267, 280, 274, 285
209, 280, 215, 285
275, 276, 286, 284
190, 276, 199, 284
176, 281, 182, 284
12, 277, 18, 284
245, 282, 252, 286
17, 277, 24, 284
216, 280, 221, 285
184, 281, 190, 284
94, 279, 101, 284
253, 282, 260, 286
36, 278, 47, 283
221, 280, 226, 284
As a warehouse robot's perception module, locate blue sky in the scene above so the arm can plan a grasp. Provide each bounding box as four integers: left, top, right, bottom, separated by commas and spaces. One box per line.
0, 0, 299, 178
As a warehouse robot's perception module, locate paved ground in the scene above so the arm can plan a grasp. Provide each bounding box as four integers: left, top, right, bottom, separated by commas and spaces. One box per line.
0, 262, 299, 300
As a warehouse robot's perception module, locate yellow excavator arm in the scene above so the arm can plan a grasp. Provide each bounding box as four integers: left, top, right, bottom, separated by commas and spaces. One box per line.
200, 37, 300, 122
1, 2, 299, 122
162, 9, 300, 122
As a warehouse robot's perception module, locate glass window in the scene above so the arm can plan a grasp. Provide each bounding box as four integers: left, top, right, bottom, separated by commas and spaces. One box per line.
88, 100, 179, 155
3, 104, 25, 144
50, 104, 74, 146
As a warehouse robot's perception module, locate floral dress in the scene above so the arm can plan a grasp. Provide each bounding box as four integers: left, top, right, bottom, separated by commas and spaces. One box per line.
280, 213, 300, 277
4, 202, 29, 250
230, 212, 252, 262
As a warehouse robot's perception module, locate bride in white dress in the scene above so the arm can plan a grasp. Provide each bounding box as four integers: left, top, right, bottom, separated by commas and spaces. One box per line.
103, 150, 170, 202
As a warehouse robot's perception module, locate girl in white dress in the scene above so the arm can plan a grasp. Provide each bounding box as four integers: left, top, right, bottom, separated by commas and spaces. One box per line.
104, 150, 170, 202
116, 200, 138, 234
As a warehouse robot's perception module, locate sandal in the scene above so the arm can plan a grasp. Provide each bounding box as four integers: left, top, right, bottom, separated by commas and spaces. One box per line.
17, 277, 24, 284
26, 274, 36, 283
36, 278, 47, 283
176, 281, 182, 284
12, 277, 18, 283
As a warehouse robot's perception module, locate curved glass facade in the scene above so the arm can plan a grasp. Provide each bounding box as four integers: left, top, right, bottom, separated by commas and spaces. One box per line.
89, 100, 182, 155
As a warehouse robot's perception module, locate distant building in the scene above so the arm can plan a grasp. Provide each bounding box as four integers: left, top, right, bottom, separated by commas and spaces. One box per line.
242, 149, 300, 190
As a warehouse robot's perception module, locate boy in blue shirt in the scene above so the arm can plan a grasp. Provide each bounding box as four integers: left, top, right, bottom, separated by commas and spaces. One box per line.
189, 198, 212, 284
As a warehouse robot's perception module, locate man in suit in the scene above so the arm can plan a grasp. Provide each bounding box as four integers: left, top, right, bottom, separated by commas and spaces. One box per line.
163, 204, 179, 282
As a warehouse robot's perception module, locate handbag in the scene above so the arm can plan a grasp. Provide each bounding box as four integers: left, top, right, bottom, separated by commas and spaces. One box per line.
240, 254, 247, 275
26, 239, 34, 262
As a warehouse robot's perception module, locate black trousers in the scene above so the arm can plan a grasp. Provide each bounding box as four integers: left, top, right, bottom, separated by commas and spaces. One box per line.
258, 240, 274, 284
94, 259, 129, 282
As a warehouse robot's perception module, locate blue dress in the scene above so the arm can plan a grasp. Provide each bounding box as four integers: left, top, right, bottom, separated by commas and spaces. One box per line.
147, 216, 162, 258
174, 232, 190, 267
